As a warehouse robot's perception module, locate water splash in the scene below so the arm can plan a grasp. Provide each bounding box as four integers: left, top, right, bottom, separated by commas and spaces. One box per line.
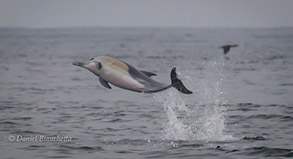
192, 57, 233, 141
154, 57, 235, 141
154, 90, 193, 140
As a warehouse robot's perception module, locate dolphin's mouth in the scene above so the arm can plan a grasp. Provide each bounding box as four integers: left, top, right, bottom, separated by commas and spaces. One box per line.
72, 62, 85, 67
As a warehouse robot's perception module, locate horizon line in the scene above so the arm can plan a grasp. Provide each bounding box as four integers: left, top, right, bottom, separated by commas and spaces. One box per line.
1, 25, 293, 30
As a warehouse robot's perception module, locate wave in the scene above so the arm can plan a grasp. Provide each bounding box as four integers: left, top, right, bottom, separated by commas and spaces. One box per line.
247, 114, 293, 120
58, 144, 104, 151
242, 136, 267, 141
245, 146, 293, 157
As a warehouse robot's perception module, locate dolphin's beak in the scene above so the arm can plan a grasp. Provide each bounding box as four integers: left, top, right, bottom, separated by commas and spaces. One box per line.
72, 62, 86, 68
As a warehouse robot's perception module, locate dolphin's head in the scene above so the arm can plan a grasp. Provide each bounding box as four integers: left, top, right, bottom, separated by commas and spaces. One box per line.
73, 57, 102, 76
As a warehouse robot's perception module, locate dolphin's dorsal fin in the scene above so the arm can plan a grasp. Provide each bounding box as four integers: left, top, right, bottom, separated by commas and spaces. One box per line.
99, 77, 112, 89
140, 70, 157, 77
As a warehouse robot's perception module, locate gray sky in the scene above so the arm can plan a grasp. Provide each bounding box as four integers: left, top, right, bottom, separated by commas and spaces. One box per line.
0, 0, 293, 28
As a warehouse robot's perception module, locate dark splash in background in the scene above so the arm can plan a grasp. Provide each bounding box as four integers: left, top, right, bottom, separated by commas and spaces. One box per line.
0, 27, 292, 159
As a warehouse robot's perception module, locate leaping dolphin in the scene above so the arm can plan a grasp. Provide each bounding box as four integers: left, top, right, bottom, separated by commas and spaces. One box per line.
73, 56, 192, 94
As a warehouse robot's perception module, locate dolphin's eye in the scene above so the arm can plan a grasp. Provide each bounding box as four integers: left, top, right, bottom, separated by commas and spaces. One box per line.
96, 62, 102, 70
90, 58, 94, 60
98, 62, 102, 69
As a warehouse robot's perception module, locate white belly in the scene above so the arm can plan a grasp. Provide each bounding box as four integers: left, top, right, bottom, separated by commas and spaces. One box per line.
100, 65, 145, 92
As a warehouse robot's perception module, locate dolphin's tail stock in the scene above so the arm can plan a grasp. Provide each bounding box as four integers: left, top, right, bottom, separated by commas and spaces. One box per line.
170, 67, 193, 94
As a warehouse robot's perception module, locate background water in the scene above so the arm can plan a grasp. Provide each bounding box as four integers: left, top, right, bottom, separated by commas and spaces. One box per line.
0, 27, 292, 159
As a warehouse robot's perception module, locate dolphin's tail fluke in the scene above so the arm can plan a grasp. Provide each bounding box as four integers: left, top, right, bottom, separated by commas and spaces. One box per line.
170, 67, 193, 94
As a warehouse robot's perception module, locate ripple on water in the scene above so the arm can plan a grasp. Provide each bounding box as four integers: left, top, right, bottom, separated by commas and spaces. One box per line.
58, 144, 104, 152
242, 136, 267, 141
244, 146, 293, 157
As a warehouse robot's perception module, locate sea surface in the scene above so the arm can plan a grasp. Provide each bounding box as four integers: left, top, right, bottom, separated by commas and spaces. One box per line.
0, 27, 292, 159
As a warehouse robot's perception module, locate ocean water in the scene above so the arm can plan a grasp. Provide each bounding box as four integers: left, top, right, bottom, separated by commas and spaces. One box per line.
0, 27, 292, 159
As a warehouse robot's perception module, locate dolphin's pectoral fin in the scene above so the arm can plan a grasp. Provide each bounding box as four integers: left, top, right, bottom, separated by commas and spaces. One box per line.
99, 77, 112, 89
140, 70, 157, 77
